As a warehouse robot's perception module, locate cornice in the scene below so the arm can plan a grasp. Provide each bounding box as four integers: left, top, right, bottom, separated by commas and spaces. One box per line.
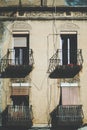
0, 6, 87, 21
0, 6, 87, 12
0, 11, 87, 21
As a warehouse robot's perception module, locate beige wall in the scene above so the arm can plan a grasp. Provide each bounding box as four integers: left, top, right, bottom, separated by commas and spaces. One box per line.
1, 18, 87, 126
0, 0, 66, 7
47, 0, 65, 6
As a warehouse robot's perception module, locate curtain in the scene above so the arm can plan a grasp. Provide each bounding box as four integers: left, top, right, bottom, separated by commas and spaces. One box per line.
62, 86, 80, 105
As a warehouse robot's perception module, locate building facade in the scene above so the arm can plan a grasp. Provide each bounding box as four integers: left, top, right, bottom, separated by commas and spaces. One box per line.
0, 0, 87, 129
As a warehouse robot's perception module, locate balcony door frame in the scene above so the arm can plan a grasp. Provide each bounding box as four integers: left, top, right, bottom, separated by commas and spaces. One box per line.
60, 32, 77, 65
12, 31, 29, 65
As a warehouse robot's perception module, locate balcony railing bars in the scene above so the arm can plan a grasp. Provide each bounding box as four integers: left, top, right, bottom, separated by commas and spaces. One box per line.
48, 49, 83, 73
2, 105, 33, 127
0, 49, 34, 73
7, 105, 31, 121
0, 53, 9, 72
56, 105, 84, 122
77, 49, 83, 66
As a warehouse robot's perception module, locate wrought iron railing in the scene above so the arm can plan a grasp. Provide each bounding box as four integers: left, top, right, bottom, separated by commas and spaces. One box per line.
0, 49, 34, 73
0, 53, 9, 73
57, 105, 84, 123
7, 105, 32, 121
48, 49, 83, 73
3, 105, 33, 127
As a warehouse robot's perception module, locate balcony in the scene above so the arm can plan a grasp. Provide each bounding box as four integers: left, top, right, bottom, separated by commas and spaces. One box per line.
0, 49, 34, 78
2, 105, 32, 128
50, 105, 84, 129
48, 49, 83, 78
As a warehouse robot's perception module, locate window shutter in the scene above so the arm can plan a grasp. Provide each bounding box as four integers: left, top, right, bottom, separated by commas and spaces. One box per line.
14, 37, 27, 47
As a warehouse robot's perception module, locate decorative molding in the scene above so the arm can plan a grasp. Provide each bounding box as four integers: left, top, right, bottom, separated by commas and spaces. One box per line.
12, 21, 32, 31
59, 22, 79, 31
61, 75, 80, 83
0, 11, 87, 19
0, 11, 87, 21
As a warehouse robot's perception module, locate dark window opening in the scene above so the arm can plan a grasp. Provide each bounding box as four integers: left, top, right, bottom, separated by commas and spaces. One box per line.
12, 96, 29, 106
61, 34, 77, 65
13, 34, 29, 65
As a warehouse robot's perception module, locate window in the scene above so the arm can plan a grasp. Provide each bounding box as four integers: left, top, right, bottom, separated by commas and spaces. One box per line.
60, 33, 77, 65
12, 33, 29, 65
60, 82, 80, 105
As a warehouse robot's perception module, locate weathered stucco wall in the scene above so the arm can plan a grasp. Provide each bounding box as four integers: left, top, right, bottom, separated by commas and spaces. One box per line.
28, 20, 87, 125
0, 0, 87, 7
1, 16, 87, 126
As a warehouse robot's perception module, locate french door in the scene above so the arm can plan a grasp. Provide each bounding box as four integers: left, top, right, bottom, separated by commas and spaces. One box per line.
13, 34, 29, 65
60, 34, 77, 65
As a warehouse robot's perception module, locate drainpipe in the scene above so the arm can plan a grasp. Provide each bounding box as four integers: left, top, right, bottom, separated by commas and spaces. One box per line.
41, 0, 43, 6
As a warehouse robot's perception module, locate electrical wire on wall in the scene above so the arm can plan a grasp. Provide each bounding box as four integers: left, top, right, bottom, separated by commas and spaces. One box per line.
52, 0, 60, 108
52, 0, 58, 53
47, 34, 52, 127
28, 73, 48, 91
46, 0, 60, 126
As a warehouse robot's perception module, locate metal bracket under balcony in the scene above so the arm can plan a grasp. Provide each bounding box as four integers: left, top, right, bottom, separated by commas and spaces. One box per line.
0, 49, 34, 78
48, 49, 83, 78
50, 105, 84, 129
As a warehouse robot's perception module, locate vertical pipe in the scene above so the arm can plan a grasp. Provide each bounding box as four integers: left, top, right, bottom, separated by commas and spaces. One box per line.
41, 0, 43, 6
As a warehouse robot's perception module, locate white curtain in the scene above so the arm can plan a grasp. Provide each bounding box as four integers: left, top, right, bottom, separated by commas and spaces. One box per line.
62, 86, 80, 105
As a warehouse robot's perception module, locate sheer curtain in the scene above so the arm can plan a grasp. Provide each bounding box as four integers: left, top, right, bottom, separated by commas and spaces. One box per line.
62, 86, 80, 105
